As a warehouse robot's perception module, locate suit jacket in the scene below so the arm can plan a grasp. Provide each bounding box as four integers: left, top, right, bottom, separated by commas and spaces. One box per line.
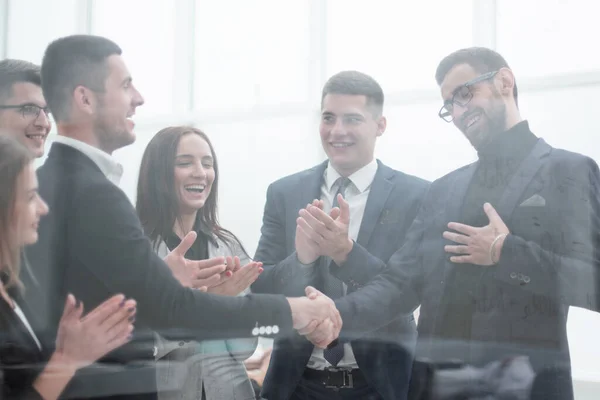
252, 160, 430, 400
336, 139, 600, 379
23, 143, 293, 399
154, 235, 257, 400
0, 287, 46, 400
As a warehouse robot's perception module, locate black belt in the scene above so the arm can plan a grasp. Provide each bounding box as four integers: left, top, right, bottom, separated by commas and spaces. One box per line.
303, 367, 367, 389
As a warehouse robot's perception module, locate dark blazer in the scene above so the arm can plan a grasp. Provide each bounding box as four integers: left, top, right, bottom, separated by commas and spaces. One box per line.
252, 160, 430, 400
0, 286, 46, 400
335, 139, 600, 386
23, 143, 294, 399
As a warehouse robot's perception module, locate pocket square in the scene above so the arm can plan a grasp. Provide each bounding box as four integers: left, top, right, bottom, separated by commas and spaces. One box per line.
519, 194, 546, 207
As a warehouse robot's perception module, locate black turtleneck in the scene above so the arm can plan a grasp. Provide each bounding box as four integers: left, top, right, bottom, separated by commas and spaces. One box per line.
438, 120, 538, 344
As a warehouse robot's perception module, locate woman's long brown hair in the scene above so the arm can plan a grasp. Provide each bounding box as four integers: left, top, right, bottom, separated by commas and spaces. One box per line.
0, 135, 33, 289
136, 126, 248, 258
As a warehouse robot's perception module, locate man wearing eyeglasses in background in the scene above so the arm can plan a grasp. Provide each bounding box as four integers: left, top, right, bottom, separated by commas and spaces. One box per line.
307, 47, 600, 400
0, 59, 52, 158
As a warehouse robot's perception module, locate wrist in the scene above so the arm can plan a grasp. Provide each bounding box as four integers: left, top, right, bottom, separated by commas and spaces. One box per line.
47, 351, 78, 377
490, 233, 509, 264
332, 238, 353, 266
296, 252, 318, 266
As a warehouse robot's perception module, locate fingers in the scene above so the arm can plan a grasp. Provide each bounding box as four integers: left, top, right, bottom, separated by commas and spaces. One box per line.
444, 244, 470, 255
296, 217, 326, 243
337, 195, 350, 224
305, 206, 337, 231
81, 294, 126, 325
195, 264, 227, 280
442, 231, 470, 244
305, 286, 322, 299
100, 299, 136, 339
171, 231, 197, 257
329, 207, 341, 220
307, 319, 335, 349
192, 256, 226, 270
192, 273, 222, 289
297, 319, 319, 335
447, 222, 477, 236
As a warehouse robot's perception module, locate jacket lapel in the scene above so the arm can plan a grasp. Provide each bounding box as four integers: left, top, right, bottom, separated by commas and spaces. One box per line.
496, 139, 551, 220
356, 161, 394, 247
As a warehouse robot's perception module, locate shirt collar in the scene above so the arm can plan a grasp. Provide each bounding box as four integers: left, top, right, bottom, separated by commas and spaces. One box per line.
53, 135, 124, 185
324, 159, 378, 193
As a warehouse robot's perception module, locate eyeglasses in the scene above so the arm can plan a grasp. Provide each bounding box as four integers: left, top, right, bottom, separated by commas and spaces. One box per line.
438, 70, 499, 123
0, 103, 52, 121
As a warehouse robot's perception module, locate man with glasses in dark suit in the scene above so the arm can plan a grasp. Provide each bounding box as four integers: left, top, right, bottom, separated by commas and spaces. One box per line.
306, 47, 600, 400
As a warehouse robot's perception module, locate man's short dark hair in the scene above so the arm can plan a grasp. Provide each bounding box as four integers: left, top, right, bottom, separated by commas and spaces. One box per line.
41, 35, 122, 122
435, 47, 518, 106
0, 59, 41, 103
321, 71, 384, 117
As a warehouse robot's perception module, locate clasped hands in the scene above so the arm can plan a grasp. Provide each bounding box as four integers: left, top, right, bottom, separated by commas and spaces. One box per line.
287, 195, 353, 347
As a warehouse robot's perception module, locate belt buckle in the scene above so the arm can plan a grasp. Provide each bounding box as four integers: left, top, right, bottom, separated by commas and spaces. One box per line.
323, 367, 354, 389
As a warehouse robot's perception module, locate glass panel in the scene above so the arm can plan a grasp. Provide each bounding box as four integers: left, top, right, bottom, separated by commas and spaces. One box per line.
326, 0, 474, 93
6, 0, 79, 63
92, 0, 177, 115
196, 115, 320, 254
496, 0, 600, 77
194, 0, 312, 111
378, 101, 476, 181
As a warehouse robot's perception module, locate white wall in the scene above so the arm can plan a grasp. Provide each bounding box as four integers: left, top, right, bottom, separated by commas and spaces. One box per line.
4, 0, 600, 396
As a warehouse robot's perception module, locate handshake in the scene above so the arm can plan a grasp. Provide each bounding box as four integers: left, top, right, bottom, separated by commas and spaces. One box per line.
287, 286, 342, 348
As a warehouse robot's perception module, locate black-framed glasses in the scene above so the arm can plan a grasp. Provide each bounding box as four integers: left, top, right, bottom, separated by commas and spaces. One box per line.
0, 103, 52, 121
438, 70, 499, 123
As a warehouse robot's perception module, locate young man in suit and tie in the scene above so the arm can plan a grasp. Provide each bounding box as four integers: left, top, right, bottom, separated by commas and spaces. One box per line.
252, 70, 430, 400
23, 34, 341, 400
0, 59, 52, 157
305, 48, 600, 400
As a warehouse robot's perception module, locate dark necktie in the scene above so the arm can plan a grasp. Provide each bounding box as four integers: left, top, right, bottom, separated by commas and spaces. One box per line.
323, 177, 351, 366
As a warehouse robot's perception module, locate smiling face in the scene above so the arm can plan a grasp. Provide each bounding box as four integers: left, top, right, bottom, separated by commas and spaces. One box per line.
0, 82, 52, 157
12, 162, 49, 246
173, 133, 216, 215
319, 94, 385, 176
92, 55, 144, 154
440, 63, 508, 150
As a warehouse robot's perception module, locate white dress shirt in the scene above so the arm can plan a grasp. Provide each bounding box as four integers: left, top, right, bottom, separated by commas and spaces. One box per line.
307, 159, 378, 370
52, 135, 124, 186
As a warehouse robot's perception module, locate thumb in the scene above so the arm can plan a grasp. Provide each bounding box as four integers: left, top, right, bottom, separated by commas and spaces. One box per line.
305, 286, 322, 299
483, 202, 502, 225
172, 231, 197, 257
329, 207, 341, 219
338, 195, 350, 223
60, 293, 76, 321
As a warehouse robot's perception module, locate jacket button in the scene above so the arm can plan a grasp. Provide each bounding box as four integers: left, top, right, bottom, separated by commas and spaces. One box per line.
510, 272, 517, 279
266, 326, 273, 334
252, 327, 259, 336
523, 276, 531, 283
272, 325, 279, 334
259, 326, 266, 335
179, 341, 185, 346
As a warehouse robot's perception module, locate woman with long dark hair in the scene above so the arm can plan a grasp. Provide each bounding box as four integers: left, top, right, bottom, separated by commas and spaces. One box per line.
137, 126, 262, 400
0, 135, 136, 399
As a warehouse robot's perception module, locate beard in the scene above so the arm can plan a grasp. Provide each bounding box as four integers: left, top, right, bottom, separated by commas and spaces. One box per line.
92, 104, 133, 154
